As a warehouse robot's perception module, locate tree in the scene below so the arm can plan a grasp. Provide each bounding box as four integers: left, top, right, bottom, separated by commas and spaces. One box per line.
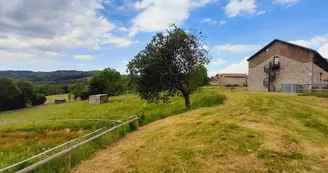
0, 78, 24, 111
16, 80, 35, 106
190, 65, 209, 89
79, 90, 89, 100
32, 93, 47, 106
88, 68, 123, 96
68, 93, 72, 102
127, 25, 210, 109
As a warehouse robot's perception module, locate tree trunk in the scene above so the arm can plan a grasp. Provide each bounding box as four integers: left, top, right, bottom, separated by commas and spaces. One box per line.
181, 90, 191, 110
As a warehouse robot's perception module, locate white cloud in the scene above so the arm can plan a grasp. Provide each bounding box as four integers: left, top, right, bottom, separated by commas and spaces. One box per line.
201, 45, 209, 51
273, 0, 300, 6
218, 57, 249, 74
190, 0, 212, 7
119, 27, 128, 32
202, 18, 217, 25
129, 0, 212, 36
208, 58, 227, 66
319, 44, 328, 58
256, 10, 266, 15
214, 44, 262, 53
225, 0, 257, 18
203, 18, 213, 23
0, 0, 133, 64
290, 35, 328, 48
219, 20, 227, 25
121, 60, 129, 64
74, 55, 94, 60
202, 18, 226, 25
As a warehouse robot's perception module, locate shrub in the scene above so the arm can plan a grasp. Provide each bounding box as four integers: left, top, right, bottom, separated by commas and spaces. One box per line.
32, 93, 47, 106
0, 78, 25, 111
79, 90, 89, 100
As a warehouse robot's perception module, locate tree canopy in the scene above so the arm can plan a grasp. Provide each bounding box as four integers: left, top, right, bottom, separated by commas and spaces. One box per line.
88, 68, 124, 96
127, 25, 210, 109
0, 78, 46, 111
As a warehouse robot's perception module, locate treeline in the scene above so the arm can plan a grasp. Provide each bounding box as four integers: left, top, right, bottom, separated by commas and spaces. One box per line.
70, 68, 130, 101
0, 70, 98, 84
0, 78, 47, 111
0, 66, 208, 111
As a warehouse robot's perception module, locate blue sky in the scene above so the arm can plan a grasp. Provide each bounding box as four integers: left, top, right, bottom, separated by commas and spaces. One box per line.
1, 0, 328, 77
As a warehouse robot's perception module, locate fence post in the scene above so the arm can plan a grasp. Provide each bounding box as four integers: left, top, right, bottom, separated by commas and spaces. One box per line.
135, 118, 139, 129
65, 144, 71, 173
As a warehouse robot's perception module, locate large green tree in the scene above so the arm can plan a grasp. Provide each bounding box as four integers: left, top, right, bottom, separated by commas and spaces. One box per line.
0, 78, 24, 111
127, 25, 210, 109
16, 80, 35, 106
88, 68, 123, 96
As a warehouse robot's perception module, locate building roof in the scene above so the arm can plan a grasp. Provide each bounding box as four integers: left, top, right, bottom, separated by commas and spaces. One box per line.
215, 73, 248, 78
247, 39, 325, 61
89, 94, 108, 97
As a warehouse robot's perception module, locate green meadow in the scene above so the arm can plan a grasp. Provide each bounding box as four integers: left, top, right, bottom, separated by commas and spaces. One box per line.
0, 89, 226, 172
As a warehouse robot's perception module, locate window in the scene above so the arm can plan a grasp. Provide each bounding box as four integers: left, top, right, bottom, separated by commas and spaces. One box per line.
320, 72, 323, 82
273, 56, 279, 65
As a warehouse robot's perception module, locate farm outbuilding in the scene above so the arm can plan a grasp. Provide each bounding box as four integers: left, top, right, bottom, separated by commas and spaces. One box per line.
210, 73, 248, 86
54, 99, 66, 104
89, 94, 108, 104
247, 39, 328, 92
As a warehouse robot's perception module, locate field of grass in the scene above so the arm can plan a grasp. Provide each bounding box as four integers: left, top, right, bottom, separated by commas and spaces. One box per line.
298, 91, 328, 98
0, 89, 226, 172
45, 94, 74, 105
73, 91, 328, 173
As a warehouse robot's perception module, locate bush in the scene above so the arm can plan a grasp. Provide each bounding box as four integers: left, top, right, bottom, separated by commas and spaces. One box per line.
32, 93, 47, 106
0, 78, 25, 111
16, 80, 35, 106
79, 90, 89, 100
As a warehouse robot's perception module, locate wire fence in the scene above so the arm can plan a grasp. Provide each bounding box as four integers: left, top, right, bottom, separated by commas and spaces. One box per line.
0, 115, 139, 173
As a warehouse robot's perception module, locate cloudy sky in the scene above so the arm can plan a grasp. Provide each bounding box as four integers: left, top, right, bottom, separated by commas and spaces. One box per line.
1, 0, 328, 77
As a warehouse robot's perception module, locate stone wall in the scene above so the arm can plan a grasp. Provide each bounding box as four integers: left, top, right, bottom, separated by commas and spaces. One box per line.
312, 63, 328, 84
248, 54, 312, 92
221, 77, 247, 86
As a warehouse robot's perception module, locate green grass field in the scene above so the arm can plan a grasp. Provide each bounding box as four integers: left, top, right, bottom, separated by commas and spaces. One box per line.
72, 91, 328, 173
0, 89, 226, 172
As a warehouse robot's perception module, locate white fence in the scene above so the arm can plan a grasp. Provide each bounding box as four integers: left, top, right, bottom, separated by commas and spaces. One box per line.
0, 116, 139, 173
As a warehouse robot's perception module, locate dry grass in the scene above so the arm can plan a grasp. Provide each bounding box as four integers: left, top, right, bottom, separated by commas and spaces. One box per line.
73, 91, 328, 173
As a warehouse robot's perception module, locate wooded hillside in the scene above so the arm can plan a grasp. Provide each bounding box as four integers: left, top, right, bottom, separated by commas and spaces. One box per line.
0, 70, 99, 84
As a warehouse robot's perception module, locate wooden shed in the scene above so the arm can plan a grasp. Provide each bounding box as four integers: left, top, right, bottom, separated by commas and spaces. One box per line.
54, 99, 66, 104
89, 94, 108, 104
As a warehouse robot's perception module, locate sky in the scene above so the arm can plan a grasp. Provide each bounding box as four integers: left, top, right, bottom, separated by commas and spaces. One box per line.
1, 0, 328, 77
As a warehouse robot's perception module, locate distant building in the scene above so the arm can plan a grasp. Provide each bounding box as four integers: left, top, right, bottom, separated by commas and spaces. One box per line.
89, 94, 108, 104
247, 39, 328, 92
210, 73, 248, 86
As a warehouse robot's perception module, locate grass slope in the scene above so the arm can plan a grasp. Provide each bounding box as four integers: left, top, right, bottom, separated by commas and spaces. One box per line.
0, 89, 226, 172
73, 91, 328, 173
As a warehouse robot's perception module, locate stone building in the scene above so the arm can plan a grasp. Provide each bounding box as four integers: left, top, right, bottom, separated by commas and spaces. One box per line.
247, 39, 328, 92
210, 73, 248, 86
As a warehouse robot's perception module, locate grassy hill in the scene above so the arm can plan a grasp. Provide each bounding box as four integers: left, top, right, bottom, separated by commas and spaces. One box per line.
73, 91, 328, 173
0, 70, 99, 84
0, 89, 225, 172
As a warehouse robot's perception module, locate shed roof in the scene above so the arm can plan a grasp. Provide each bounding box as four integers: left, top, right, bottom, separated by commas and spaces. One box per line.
89, 94, 108, 97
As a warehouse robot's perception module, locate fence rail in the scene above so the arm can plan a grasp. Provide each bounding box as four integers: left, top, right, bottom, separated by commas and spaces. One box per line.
297, 83, 328, 93
0, 116, 139, 173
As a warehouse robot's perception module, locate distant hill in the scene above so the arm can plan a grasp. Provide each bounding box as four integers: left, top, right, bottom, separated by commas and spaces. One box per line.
0, 70, 99, 84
